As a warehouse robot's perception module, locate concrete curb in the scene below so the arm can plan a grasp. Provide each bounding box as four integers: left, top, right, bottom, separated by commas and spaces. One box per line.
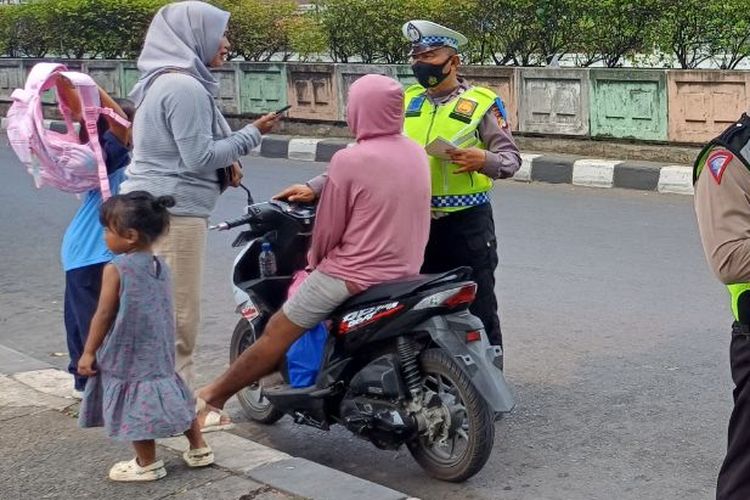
2, 118, 694, 196
262, 134, 695, 196
1, 362, 417, 500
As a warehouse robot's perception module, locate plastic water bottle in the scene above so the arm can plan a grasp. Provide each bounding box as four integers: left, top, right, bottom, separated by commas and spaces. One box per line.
259, 242, 277, 277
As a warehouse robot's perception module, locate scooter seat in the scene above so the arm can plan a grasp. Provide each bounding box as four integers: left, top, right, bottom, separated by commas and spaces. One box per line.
335, 266, 472, 312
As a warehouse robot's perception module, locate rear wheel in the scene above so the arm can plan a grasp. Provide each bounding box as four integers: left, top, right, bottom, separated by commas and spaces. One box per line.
406, 349, 495, 482
229, 318, 285, 424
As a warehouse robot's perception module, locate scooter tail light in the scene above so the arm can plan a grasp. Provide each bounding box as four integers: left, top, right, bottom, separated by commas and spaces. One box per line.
443, 283, 477, 308
413, 283, 478, 310
465, 330, 482, 343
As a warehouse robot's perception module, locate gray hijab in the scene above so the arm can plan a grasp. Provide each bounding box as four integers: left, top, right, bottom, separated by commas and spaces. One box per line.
129, 1, 230, 107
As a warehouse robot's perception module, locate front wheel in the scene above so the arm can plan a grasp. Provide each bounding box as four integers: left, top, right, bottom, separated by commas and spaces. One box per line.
229, 318, 285, 424
406, 348, 495, 482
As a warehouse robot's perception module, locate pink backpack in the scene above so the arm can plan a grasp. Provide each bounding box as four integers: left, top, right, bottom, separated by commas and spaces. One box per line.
6, 62, 130, 199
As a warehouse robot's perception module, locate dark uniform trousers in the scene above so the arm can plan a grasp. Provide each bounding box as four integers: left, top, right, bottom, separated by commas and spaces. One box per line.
421, 203, 502, 347
717, 319, 750, 500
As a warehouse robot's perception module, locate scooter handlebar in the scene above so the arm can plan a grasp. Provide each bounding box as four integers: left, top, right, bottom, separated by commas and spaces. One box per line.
209, 213, 253, 231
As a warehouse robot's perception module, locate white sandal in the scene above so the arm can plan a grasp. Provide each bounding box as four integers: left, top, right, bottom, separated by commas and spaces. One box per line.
108, 458, 167, 482
196, 397, 235, 433
183, 446, 215, 467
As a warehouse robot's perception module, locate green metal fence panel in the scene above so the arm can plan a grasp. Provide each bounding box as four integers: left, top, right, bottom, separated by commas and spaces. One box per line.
239, 63, 287, 115
121, 62, 140, 98
393, 65, 418, 88
83, 60, 122, 98
0, 60, 23, 100
590, 69, 667, 141
519, 68, 590, 136
335, 64, 395, 120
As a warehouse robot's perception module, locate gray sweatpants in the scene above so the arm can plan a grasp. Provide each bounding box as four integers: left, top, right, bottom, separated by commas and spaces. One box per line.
282, 270, 353, 329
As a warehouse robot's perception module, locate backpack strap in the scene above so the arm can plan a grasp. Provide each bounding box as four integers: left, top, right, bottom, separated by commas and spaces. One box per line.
58, 71, 131, 200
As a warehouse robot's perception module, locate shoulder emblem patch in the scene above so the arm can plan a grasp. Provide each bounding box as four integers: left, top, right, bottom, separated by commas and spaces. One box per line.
454, 98, 477, 117
492, 97, 508, 128
707, 150, 733, 184
449, 98, 478, 124
405, 95, 425, 117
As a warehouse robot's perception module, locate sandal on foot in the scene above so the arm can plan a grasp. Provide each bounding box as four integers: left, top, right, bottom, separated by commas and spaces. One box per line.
196, 397, 234, 433
108, 458, 166, 482
183, 446, 215, 467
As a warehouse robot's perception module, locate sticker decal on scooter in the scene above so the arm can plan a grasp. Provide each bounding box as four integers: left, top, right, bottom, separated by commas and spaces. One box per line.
340, 302, 403, 334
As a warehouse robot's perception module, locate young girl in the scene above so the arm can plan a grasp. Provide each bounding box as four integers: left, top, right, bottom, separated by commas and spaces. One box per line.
77, 191, 213, 482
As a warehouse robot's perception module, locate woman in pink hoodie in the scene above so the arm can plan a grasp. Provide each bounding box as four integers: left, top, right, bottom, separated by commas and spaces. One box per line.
195, 74, 431, 424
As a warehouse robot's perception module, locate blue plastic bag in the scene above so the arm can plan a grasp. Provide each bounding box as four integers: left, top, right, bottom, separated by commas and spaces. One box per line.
286, 322, 328, 388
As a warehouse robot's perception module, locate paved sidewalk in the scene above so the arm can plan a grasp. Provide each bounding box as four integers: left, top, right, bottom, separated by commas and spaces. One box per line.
0, 345, 416, 500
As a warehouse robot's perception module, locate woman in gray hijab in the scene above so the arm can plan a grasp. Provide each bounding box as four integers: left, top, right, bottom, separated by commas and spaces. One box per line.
121, 1, 278, 399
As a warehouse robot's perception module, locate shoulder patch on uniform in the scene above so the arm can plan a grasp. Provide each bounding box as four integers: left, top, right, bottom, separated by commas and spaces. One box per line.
449, 98, 478, 124
492, 97, 508, 128
405, 95, 426, 117
707, 150, 733, 184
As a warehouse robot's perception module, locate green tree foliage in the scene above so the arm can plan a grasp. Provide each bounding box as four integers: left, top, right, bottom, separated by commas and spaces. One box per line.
214, 0, 299, 62
708, 0, 750, 70
653, 0, 715, 69
7, 1, 57, 58
284, 11, 329, 62
575, 0, 660, 68
0, 0, 747, 69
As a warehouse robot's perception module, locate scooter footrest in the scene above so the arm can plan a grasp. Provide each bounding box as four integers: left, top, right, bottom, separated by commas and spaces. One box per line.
263, 384, 333, 398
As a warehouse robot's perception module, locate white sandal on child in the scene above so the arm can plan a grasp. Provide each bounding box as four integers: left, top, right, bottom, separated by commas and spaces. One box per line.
108, 458, 167, 482
183, 446, 215, 467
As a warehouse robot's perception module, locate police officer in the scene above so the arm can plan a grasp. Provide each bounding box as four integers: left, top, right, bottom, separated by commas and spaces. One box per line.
400, 20, 520, 352
693, 113, 750, 500
276, 20, 520, 355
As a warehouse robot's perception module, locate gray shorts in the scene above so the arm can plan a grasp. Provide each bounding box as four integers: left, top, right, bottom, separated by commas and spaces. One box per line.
282, 270, 353, 329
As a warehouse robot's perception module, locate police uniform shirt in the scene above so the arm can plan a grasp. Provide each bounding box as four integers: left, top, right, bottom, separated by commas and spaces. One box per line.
306, 82, 522, 196
422, 78, 521, 179
695, 148, 750, 284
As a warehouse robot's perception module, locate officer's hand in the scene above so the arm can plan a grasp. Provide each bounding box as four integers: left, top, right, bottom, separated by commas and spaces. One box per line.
449, 148, 487, 174
274, 184, 316, 203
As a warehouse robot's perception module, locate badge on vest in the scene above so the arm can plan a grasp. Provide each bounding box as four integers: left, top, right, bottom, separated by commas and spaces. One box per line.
449, 98, 478, 123
707, 150, 733, 184
406, 95, 426, 117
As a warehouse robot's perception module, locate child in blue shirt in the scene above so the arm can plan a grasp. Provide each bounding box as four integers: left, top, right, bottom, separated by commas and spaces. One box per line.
61, 90, 134, 397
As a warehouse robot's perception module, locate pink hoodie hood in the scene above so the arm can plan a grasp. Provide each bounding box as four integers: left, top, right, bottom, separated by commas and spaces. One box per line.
346, 74, 405, 141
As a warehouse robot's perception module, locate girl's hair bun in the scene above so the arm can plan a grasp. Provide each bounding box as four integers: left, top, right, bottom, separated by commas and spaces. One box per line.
155, 195, 176, 209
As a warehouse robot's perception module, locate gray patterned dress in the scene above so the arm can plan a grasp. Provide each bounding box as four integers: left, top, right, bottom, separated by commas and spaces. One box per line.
79, 252, 195, 441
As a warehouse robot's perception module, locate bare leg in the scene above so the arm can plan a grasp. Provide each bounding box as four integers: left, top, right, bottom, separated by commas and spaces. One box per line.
133, 440, 157, 467
197, 311, 305, 418
184, 418, 207, 450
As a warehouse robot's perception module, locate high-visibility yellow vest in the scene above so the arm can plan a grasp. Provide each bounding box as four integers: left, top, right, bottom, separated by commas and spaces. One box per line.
403, 84, 497, 212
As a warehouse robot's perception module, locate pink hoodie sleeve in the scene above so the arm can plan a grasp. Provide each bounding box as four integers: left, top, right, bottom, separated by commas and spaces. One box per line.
308, 160, 351, 269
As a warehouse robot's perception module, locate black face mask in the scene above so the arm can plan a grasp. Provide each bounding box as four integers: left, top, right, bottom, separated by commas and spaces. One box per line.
411, 58, 452, 88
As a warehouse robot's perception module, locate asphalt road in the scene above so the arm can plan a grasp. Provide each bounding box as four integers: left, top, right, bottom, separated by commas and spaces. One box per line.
0, 145, 731, 500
